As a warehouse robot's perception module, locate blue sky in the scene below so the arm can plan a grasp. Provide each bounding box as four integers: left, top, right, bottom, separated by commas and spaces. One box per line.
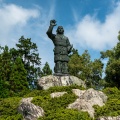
0, 0, 120, 70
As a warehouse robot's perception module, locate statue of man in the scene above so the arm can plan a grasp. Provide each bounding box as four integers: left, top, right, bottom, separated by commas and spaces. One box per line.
46, 20, 72, 75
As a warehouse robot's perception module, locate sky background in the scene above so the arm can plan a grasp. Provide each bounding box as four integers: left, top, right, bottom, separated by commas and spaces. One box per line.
0, 0, 120, 72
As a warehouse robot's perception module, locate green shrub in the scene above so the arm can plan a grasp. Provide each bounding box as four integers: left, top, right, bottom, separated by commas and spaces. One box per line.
24, 85, 84, 97
32, 92, 77, 112
47, 85, 85, 94
38, 109, 92, 120
94, 87, 120, 118
31, 86, 87, 120
0, 85, 90, 120
0, 114, 23, 120
0, 97, 22, 119
103, 87, 120, 99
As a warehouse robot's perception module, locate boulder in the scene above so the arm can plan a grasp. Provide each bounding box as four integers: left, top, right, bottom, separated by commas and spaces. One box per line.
37, 75, 86, 90
67, 88, 107, 118
18, 97, 44, 120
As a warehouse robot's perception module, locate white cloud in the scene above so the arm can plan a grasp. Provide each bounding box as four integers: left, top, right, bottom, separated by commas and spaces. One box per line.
67, 2, 120, 51
0, 4, 39, 46
0, 1, 55, 70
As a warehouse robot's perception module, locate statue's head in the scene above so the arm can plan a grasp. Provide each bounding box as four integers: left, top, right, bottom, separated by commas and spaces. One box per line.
56, 26, 64, 34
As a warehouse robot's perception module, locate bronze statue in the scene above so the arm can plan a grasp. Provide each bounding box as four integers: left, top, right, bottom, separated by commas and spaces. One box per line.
46, 20, 72, 75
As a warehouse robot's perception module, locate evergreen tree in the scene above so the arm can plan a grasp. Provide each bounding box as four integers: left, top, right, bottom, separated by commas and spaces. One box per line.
101, 31, 120, 88
0, 46, 12, 86
90, 59, 104, 89
68, 50, 92, 81
16, 36, 41, 89
0, 46, 12, 97
9, 57, 28, 94
68, 52, 83, 77
41, 62, 52, 76
10, 48, 19, 62
69, 49, 103, 89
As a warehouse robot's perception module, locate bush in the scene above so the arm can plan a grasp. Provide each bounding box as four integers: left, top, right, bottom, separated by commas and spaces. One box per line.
94, 87, 120, 118
31, 85, 91, 120
24, 85, 84, 97
39, 109, 92, 120
32, 92, 77, 112
0, 97, 23, 119
0, 85, 91, 119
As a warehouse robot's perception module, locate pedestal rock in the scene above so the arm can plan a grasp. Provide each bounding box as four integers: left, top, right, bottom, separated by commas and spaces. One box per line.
37, 75, 86, 90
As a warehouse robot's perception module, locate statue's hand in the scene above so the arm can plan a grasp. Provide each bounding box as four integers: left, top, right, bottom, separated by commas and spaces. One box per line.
50, 20, 57, 26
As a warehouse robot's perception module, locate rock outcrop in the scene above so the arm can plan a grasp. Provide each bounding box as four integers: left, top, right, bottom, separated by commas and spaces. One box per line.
37, 75, 86, 90
18, 79, 110, 120
67, 88, 107, 118
49, 88, 107, 118
18, 97, 44, 120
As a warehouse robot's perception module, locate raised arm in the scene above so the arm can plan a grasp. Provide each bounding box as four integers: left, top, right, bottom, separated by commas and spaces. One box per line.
46, 20, 56, 40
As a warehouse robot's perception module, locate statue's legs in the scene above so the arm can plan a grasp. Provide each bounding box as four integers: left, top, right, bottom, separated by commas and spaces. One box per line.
54, 61, 62, 73
62, 62, 69, 74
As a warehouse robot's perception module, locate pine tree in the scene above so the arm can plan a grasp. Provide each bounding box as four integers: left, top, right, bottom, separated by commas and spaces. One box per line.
69, 49, 103, 89
0, 46, 12, 97
0, 46, 12, 86
90, 59, 103, 89
9, 57, 28, 94
16, 36, 41, 89
68, 50, 92, 81
41, 62, 52, 76
101, 31, 120, 88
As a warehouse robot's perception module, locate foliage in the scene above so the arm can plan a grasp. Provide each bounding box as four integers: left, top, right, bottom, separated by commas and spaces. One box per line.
31, 85, 91, 120
0, 46, 12, 85
0, 36, 41, 98
1, 86, 120, 119
68, 49, 103, 89
0, 79, 10, 98
89, 59, 104, 89
24, 85, 85, 97
9, 57, 29, 94
0, 85, 90, 120
41, 62, 52, 77
0, 97, 23, 120
0, 46, 12, 97
94, 87, 120, 118
100, 32, 120, 88
16, 36, 41, 89
39, 109, 92, 120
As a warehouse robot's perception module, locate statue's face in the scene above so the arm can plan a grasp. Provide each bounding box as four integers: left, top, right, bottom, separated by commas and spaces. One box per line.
57, 26, 64, 34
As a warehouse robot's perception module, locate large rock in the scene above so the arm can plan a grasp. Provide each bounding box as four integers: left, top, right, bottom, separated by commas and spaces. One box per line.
18, 97, 44, 120
67, 88, 107, 118
37, 75, 86, 90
